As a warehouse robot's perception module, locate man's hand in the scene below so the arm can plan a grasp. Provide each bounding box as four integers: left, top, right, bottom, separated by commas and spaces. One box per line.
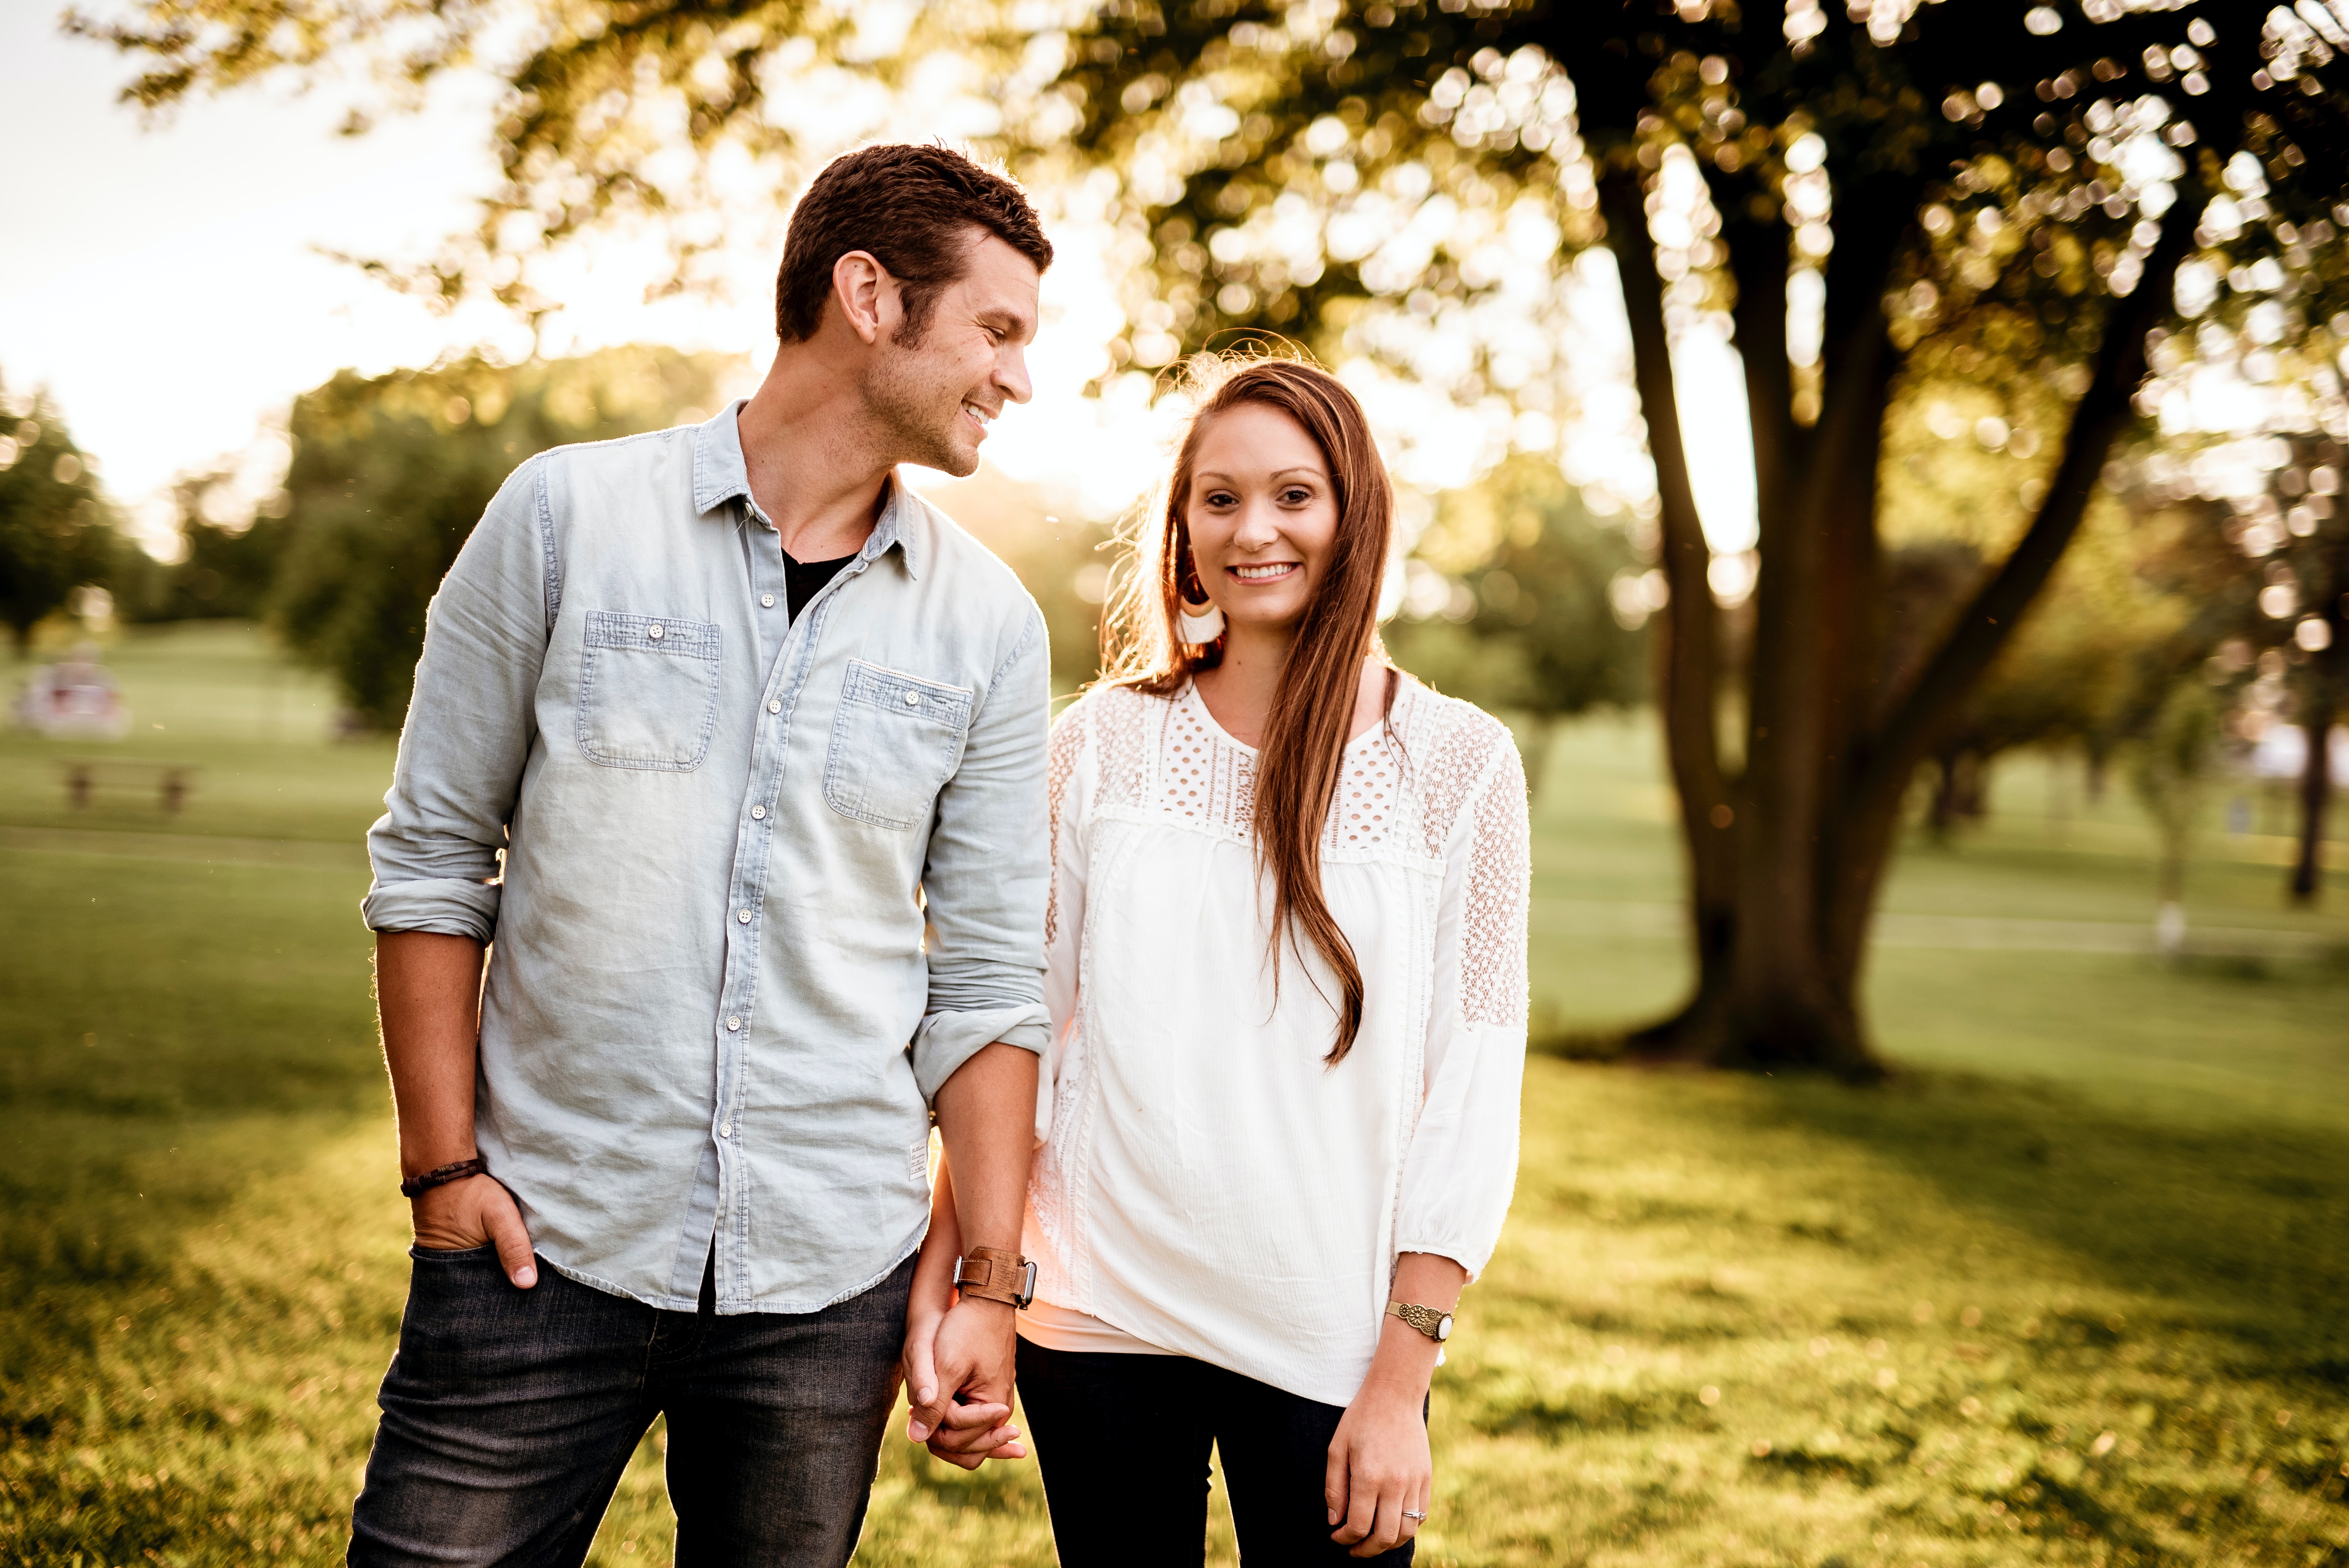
410, 1172, 537, 1289
904, 1298, 1024, 1468
1325, 1382, 1432, 1557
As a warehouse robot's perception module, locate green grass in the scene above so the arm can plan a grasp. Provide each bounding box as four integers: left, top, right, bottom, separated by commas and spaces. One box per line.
2, 624, 2345, 1565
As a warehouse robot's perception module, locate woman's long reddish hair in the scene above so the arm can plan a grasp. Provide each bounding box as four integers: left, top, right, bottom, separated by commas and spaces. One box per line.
1100, 353, 1395, 1064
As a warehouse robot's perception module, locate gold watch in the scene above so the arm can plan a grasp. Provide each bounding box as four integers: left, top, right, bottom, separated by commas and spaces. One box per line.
1387, 1300, 1454, 1342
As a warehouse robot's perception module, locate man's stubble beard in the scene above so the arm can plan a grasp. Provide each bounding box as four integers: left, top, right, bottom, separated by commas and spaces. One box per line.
860, 334, 980, 479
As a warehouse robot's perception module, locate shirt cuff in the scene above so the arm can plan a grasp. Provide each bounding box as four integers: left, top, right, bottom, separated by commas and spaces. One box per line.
360, 878, 502, 942
1392, 1234, 1494, 1284
911, 1003, 1051, 1103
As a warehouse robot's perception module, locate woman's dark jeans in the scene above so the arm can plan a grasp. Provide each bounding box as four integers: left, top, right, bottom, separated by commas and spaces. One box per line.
1016, 1337, 1418, 1566
348, 1246, 914, 1568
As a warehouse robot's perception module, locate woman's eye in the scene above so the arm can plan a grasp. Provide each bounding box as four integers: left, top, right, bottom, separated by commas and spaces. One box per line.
1207, 491, 1237, 507
1282, 488, 1313, 504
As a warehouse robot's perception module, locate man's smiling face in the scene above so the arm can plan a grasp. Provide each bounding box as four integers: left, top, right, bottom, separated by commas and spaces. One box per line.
860, 230, 1040, 478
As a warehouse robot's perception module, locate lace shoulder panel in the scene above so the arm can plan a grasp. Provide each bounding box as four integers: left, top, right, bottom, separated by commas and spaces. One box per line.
1402, 691, 1516, 860
1461, 734, 1530, 1026
1043, 700, 1088, 948
1395, 691, 1529, 1028
1082, 683, 1158, 809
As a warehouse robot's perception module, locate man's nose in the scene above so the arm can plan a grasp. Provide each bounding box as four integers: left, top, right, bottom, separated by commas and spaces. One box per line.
995, 346, 1034, 406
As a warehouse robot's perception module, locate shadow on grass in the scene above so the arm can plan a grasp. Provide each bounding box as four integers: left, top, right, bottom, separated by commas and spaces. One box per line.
1687, 1064, 2349, 1386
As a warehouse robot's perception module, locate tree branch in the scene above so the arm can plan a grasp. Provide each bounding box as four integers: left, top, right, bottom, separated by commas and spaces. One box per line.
1600, 171, 1734, 934
1853, 190, 2201, 820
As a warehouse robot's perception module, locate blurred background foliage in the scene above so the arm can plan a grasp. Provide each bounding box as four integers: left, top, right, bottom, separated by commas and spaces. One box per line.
0, 383, 113, 656
69, 347, 740, 728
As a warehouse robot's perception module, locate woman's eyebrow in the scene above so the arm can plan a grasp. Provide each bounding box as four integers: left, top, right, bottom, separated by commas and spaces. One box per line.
1194, 466, 1329, 483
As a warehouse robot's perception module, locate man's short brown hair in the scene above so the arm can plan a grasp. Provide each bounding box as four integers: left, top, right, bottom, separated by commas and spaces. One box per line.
775, 144, 1053, 344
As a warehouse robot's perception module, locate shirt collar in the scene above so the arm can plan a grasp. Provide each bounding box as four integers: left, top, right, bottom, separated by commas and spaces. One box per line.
692, 400, 923, 580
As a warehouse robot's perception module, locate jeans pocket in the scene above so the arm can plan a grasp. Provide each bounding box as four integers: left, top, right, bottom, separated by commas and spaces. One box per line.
823, 660, 972, 830
408, 1242, 499, 1260
577, 610, 722, 770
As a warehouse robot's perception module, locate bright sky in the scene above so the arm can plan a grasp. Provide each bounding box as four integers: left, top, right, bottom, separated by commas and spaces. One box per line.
0, 6, 1759, 559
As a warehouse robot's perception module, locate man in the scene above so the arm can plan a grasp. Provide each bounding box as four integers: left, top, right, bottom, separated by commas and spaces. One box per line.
349, 143, 1053, 1567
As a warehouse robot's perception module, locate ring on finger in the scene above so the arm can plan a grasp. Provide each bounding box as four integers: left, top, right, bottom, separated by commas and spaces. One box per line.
1402, 1510, 1428, 1522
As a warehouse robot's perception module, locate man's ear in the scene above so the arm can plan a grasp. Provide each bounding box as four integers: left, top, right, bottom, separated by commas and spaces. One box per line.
830, 250, 900, 346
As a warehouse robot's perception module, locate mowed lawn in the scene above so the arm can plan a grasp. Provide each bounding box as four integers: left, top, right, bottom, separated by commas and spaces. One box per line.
2, 623, 2345, 1566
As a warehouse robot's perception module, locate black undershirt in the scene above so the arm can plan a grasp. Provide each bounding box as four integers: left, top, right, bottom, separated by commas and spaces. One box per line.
784, 550, 856, 622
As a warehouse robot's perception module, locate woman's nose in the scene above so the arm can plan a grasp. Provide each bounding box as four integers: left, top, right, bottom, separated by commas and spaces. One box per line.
1232, 500, 1283, 549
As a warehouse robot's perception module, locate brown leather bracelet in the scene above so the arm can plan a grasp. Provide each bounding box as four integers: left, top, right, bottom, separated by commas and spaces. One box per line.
400, 1157, 489, 1199
952, 1246, 1037, 1309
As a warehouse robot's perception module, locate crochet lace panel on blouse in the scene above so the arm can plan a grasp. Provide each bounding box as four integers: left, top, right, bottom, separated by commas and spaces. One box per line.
1053, 682, 1528, 1026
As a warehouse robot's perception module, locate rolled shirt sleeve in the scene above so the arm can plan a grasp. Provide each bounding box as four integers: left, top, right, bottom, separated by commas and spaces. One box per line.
908, 604, 1053, 1101
1392, 733, 1532, 1280
360, 457, 552, 941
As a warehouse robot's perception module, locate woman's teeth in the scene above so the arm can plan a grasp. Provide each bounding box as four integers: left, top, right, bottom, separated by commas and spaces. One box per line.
1232, 563, 1298, 581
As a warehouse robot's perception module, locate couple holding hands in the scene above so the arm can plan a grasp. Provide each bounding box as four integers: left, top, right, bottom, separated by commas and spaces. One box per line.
348, 143, 1530, 1567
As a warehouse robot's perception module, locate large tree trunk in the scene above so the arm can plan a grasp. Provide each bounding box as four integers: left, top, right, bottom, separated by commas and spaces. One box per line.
1601, 162, 2198, 1080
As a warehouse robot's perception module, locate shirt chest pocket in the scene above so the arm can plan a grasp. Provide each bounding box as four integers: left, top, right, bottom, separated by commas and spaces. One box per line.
823, 660, 973, 830
576, 610, 722, 771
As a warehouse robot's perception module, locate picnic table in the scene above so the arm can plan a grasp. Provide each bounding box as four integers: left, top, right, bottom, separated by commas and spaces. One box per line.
59, 758, 200, 814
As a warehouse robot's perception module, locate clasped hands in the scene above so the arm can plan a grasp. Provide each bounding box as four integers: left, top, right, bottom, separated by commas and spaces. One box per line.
900, 1284, 1026, 1468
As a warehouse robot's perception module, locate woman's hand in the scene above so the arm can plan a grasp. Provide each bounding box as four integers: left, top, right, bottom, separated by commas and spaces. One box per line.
1326, 1379, 1431, 1556
1327, 1251, 1465, 1556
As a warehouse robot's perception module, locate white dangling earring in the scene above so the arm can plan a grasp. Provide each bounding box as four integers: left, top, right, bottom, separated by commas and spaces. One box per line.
1177, 600, 1226, 644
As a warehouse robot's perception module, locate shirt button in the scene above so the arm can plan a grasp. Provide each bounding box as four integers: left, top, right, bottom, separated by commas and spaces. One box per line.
718, 1123, 734, 1139
725, 1016, 741, 1031
647, 624, 665, 640
760, 593, 776, 608
903, 690, 921, 707
736, 908, 752, 924
767, 699, 782, 714
750, 805, 766, 820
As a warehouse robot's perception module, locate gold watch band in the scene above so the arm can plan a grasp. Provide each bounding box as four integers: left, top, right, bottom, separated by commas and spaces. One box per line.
1387, 1300, 1453, 1341
953, 1247, 1036, 1309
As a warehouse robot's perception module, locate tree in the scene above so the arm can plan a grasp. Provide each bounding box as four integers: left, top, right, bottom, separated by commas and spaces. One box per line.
2114, 428, 2349, 905
1381, 454, 1647, 795
1038, 1, 2349, 1076
1879, 501, 2192, 838
111, 465, 295, 625
272, 347, 736, 727
0, 383, 113, 657
76, 0, 2349, 1073
2128, 681, 2221, 955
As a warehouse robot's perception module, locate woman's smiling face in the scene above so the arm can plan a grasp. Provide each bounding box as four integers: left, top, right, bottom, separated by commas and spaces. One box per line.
1182, 401, 1340, 639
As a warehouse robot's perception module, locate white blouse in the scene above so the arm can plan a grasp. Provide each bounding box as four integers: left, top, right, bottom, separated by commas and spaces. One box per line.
1018, 677, 1531, 1407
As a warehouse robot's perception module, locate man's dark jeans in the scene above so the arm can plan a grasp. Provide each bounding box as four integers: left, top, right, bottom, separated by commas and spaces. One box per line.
348, 1245, 915, 1568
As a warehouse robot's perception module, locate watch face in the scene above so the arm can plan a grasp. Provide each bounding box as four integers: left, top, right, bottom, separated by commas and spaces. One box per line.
1436, 1313, 1453, 1341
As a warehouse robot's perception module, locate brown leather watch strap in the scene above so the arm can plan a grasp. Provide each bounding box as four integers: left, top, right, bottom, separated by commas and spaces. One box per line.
952, 1246, 1035, 1309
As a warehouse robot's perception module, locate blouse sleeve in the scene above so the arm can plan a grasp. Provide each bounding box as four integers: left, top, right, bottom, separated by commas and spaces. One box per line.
1393, 725, 1531, 1280
1034, 703, 1091, 1145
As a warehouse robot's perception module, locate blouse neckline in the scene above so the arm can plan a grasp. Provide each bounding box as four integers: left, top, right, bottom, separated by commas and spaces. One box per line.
1180, 672, 1412, 760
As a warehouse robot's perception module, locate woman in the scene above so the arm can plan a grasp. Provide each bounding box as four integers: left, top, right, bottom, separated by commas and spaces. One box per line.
923, 355, 1529, 1563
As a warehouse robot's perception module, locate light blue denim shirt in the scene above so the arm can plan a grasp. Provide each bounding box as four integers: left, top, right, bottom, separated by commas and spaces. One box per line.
362, 404, 1051, 1313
